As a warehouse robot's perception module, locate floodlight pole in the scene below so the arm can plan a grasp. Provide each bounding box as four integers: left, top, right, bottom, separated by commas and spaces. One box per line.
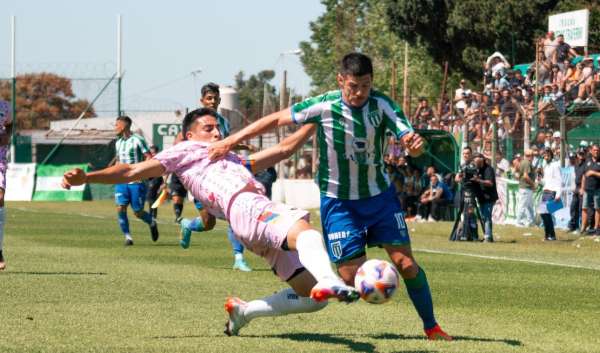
10, 15, 16, 163
117, 14, 123, 117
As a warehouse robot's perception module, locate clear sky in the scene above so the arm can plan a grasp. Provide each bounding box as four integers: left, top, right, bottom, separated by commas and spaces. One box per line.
0, 0, 324, 113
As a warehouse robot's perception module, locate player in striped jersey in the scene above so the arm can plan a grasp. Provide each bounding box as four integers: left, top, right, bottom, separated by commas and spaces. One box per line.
177, 83, 252, 272
114, 116, 159, 246
208, 53, 451, 341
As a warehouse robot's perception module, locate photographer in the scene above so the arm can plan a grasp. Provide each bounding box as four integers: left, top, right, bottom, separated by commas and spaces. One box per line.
453, 147, 480, 241
472, 153, 498, 242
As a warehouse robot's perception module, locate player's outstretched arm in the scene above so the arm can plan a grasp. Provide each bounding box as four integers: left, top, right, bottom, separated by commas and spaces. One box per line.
208, 107, 293, 160
62, 159, 166, 189
248, 124, 316, 172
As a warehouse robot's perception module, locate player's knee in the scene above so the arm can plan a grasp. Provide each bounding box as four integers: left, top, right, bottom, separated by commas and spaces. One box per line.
203, 215, 216, 230
133, 210, 144, 218
117, 205, 127, 213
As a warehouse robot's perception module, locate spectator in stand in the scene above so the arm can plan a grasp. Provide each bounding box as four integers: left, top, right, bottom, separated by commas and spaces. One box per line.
516, 149, 536, 227
493, 71, 510, 93
551, 83, 565, 113
539, 148, 562, 241
417, 173, 453, 222
550, 131, 562, 153
541, 31, 557, 65
555, 34, 579, 68
569, 150, 587, 233
574, 57, 597, 104
454, 80, 471, 114
414, 97, 435, 129
495, 151, 510, 177
500, 89, 521, 137
438, 93, 452, 121
550, 64, 565, 88
485, 52, 511, 80
538, 84, 553, 128
580, 144, 600, 235
514, 70, 526, 89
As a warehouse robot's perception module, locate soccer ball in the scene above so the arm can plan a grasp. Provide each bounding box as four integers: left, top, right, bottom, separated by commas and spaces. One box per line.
354, 259, 400, 304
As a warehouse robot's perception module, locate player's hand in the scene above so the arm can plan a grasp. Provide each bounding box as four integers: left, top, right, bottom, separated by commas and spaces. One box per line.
208, 139, 233, 160
401, 132, 424, 157
62, 168, 87, 190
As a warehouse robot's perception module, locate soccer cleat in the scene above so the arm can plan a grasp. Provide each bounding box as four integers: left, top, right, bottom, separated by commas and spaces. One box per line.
310, 279, 360, 303
224, 297, 248, 336
179, 219, 192, 249
425, 324, 453, 341
0, 251, 5, 271
174, 216, 183, 224
124, 238, 134, 247
149, 219, 159, 242
233, 258, 252, 272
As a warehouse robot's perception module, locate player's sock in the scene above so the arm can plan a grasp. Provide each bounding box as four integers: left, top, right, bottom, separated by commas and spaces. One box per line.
0, 207, 5, 251
124, 233, 133, 241
188, 217, 205, 232
228, 227, 244, 254
404, 266, 437, 330
243, 287, 327, 322
295, 229, 340, 282
173, 203, 183, 221
117, 211, 130, 236
135, 210, 153, 225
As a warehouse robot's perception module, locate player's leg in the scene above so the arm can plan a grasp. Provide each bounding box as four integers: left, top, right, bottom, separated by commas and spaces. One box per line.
224, 255, 327, 336
146, 180, 160, 219
0, 186, 6, 270
115, 184, 134, 245
170, 175, 186, 223
228, 226, 251, 272
179, 202, 215, 249
130, 183, 159, 242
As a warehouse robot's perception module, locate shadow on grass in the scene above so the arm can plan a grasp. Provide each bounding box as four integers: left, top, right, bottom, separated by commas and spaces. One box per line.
4, 271, 107, 276
247, 332, 521, 352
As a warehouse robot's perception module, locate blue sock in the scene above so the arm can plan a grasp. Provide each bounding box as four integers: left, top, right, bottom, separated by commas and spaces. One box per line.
117, 211, 130, 235
135, 210, 153, 225
404, 266, 437, 330
227, 226, 244, 255
189, 217, 205, 232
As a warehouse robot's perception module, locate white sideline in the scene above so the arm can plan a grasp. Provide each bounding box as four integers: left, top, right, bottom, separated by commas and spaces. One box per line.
12, 205, 600, 271
414, 248, 600, 272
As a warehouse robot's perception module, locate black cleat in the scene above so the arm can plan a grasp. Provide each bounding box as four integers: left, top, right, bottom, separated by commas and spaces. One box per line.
150, 220, 159, 242
124, 239, 134, 246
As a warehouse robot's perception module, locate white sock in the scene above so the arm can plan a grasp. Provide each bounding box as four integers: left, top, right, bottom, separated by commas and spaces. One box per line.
295, 229, 340, 283
0, 207, 4, 251
124, 233, 132, 240
243, 287, 327, 322
234, 253, 244, 261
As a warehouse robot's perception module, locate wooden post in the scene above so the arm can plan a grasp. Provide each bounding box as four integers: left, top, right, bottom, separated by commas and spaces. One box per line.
560, 116, 566, 168
439, 61, 448, 116
391, 61, 397, 101
278, 70, 287, 179
533, 40, 539, 132
259, 83, 269, 150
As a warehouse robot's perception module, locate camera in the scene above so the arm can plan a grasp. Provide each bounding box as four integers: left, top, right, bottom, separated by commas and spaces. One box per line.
460, 163, 478, 181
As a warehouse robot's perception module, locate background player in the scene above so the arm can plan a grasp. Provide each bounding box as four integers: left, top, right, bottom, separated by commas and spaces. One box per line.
113, 116, 159, 246
146, 145, 164, 219
179, 83, 252, 272
208, 53, 452, 341
0, 100, 13, 270
62, 108, 358, 336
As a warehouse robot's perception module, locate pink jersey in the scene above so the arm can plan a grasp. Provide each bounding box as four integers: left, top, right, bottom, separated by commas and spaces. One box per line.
154, 140, 265, 219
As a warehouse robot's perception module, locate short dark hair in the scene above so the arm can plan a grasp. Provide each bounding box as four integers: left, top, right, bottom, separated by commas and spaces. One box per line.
463, 146, 472, 152
201, 82, 220, 97
116, 115, 132, 128
182, 108, 218, 140
340, 52, 373, 77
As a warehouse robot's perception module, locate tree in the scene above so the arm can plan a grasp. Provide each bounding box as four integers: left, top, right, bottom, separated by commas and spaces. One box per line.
235, 70, 279, 122
299, 0, 461, 104
0, 73, 95, 130
384, 0, 600, 81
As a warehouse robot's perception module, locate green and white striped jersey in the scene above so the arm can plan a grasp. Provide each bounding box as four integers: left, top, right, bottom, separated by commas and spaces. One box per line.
291, 90, 413, 200
115, 133, 150, 165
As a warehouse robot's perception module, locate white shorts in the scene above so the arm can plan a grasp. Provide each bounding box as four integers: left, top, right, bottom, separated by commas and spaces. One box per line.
228, 191, 309, 281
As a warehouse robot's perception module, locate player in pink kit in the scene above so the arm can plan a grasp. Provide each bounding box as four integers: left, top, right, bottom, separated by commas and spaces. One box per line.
0, 100, 12, 271
62, 108, 359, 335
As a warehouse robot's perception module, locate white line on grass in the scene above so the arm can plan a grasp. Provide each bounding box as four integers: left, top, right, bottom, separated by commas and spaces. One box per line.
414, 247, 600, 272
13, 206, 600, 271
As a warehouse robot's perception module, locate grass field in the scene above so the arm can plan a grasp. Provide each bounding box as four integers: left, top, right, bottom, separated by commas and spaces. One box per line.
2, 201, 600, 353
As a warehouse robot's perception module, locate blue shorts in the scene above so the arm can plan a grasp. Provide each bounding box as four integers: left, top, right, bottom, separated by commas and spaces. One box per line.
321, 186, 411, 263
115, 183, 147, 212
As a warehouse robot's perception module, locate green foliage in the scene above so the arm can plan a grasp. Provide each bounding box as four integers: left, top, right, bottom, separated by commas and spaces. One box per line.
234, 70, 277, 122
384, 0, 600, 81
299, 0, 463, 104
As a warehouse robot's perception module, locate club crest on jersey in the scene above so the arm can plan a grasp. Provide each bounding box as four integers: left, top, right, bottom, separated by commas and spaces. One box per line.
331, 241, 343, 259
367, 110, 382, 127
257, 211, 279, 223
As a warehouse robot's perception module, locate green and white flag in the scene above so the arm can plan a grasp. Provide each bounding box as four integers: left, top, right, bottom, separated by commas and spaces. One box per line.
33, 164, 89, 201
